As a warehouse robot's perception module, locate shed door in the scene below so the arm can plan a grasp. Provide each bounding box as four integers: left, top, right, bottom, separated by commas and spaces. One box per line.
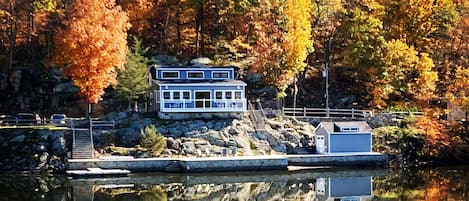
316, 136, 326, 153
195, 91, 211, 108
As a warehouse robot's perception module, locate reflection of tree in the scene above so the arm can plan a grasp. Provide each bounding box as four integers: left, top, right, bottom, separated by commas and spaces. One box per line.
373, 167, 469, 200
140, 186, 167, 201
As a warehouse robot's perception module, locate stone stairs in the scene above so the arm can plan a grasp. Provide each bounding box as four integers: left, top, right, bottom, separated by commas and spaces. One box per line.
248, 101, 268, 133
72, 129, 94, 159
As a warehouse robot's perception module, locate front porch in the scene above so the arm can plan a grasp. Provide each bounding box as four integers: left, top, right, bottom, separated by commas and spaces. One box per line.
160, 99, 246, 113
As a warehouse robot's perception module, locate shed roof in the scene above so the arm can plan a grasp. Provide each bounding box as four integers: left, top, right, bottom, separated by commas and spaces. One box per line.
318, 121, 372, 133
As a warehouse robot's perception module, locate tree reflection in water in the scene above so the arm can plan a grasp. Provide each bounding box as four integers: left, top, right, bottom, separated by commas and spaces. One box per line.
373, 166, 469, 200
0, 166, 468, 201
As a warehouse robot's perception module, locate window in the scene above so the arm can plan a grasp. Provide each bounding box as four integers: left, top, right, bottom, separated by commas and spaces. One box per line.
187, 71, 204, 79
162, 71, 179, 79
212, 71, 229, 79
173, 91, 180, 99
183, 91, 190, 99
340, 127, 359, 132
215, 91, 223, 99
235, 91, 242, 99
225, 91, 232, 99
163, 91, 170, 99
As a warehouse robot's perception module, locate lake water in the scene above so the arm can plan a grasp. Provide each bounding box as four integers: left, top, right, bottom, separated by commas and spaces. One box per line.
0, 166, 468, 201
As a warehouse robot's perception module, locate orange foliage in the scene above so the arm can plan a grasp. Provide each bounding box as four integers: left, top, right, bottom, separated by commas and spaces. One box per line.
414, 113, 451, 156
250, 0, 284, 90
421, 180, 449, 201
117, 0, 155, 35
52, 0, 130, 104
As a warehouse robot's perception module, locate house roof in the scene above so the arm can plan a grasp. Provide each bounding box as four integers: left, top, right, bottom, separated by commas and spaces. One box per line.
152, 79, 247, 86
152, 65, 237, 69
318, 121, 372, 133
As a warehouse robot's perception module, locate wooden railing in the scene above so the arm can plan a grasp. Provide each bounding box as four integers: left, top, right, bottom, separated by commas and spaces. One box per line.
283, 107, 373, 119
382, 111, 424, 119
160, 98, 246, 112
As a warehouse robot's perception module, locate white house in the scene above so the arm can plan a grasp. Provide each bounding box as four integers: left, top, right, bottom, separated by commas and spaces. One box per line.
148, 65, 247, 119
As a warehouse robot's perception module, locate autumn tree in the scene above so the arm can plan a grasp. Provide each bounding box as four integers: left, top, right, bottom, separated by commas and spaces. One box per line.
116, 37, 151, 111
371, 40, 437, 109
250, 0, 284, 92
280, 0, 313, 97
52, 0, 129, 106
116, 0, 155, 36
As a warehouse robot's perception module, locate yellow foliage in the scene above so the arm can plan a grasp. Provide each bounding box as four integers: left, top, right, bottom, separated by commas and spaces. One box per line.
280, 0, 313, 96
371, 40, 438, 109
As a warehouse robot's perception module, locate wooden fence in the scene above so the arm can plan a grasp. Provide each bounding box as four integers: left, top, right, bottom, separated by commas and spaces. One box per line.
283, 107, 373, 119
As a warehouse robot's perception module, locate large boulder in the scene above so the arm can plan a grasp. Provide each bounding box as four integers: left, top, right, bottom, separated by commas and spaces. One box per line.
200, 130, 226, 146
168, 127, 183, 138
166, 137, 181, 150
115, 128, 140, 147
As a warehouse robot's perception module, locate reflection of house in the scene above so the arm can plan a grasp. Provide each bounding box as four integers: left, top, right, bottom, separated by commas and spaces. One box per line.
316, 177, 373, 201
315, 121, 372, 153
148, 65, 247, 119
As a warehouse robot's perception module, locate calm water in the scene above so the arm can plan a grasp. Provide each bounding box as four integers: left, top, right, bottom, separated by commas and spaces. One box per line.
0, 166, 468, 201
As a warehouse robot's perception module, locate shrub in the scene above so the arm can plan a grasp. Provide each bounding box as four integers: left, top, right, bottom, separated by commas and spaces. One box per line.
140, 125, 166, 157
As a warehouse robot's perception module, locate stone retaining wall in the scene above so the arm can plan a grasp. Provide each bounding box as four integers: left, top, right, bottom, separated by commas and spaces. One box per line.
67, 153, 387, 173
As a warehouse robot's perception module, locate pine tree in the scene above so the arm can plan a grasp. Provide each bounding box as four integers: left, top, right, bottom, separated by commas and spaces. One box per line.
116, 37, 151, 111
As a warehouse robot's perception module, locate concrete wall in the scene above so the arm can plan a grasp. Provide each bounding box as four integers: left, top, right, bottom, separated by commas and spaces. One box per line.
67, 158, 173, 172
67, 156, 288, 173
288, 153, 387, 167
179, 157, 288, 172
67, 154, 387, 173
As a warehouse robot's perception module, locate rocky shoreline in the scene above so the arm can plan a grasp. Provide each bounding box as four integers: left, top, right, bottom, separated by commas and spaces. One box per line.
0, 112, 317, 173
95, 112, 316, 158
2, 111, 466, 173
0, 129, 69, 173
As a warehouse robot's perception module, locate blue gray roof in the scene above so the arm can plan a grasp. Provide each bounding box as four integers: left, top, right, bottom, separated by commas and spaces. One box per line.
318, 121, 372, 133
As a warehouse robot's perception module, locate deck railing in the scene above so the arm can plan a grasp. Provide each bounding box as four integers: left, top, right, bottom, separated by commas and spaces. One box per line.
160, 99, 246, 112
283, 107, 373, 119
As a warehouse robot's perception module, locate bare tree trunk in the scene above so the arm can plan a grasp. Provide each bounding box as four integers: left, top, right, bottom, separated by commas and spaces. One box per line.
176, 0, 182, 55
7, 0, 17, 73
159, 8, 170, 54
195, 1, 204, 57
27, 0, 34, 61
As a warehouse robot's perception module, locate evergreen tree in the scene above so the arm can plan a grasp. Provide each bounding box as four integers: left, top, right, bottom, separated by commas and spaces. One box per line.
116, 37, 151, 111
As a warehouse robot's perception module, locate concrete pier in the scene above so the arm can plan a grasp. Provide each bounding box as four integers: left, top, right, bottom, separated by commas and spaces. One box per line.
287, 152, 388, 167
67, 153, 387, 173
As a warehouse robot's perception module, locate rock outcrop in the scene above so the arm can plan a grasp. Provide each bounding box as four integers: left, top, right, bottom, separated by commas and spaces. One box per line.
0, 129, 69, 173
94, 113, 316, 158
